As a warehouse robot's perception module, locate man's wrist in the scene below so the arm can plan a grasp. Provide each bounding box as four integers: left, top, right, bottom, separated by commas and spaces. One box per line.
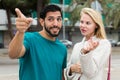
17, 30, 25, 34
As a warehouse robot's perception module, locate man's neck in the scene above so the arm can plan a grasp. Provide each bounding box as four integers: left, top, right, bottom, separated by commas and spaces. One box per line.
39, 31, 56, 41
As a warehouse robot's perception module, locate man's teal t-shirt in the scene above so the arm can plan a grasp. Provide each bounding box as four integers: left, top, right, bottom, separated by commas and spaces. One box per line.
19, 32, 67, 80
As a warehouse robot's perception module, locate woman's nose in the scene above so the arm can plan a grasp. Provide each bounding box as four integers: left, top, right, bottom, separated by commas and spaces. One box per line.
80, 22, 87, 28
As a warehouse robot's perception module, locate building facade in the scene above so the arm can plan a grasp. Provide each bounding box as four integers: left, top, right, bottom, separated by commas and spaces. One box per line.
0, 9, 10, 48
0, 0, 119, 48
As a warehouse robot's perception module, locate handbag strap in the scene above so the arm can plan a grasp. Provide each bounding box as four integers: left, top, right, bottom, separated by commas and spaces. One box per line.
107, 54, 111, 80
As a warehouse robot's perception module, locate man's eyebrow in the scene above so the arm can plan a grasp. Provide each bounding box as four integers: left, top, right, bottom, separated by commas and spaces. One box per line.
47, 16, 62, 18
58, 16, 62, 17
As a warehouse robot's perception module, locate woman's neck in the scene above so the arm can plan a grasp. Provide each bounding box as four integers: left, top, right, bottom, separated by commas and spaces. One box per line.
85, 34, 95, 41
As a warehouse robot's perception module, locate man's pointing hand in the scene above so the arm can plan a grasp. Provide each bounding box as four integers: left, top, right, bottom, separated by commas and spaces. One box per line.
15, 8, 33, 33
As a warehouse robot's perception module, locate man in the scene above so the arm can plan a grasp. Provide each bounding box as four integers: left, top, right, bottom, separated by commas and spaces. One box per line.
9, 5, 67, 80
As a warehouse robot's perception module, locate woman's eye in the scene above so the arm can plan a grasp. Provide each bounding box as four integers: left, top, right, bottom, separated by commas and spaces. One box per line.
80, 21, 83, 24
86, 22, 91, 25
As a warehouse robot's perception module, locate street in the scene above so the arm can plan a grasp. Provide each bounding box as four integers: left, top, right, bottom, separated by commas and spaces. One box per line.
0, 47, 120, 80
0, 53, 18, 80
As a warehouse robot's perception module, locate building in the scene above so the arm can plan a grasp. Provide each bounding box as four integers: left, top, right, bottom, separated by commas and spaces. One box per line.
0, 9, 37, 48
0, 0, 120, 48
0, 9, 9, 48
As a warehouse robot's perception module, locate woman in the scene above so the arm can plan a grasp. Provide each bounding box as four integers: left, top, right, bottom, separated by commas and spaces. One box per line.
65, 8, 111, 80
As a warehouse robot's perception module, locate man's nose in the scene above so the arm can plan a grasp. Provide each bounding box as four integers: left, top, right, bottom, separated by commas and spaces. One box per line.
53, 19, 58, 26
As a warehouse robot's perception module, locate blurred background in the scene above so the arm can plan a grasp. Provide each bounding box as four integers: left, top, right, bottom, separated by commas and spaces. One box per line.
0, 0, 120, 80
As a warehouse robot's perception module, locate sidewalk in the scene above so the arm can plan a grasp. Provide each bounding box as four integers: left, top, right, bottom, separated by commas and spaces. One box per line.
0, 48, 8, 56
0, 48, 19, 80
0, 47, 120, 80
0, 48, 18, 66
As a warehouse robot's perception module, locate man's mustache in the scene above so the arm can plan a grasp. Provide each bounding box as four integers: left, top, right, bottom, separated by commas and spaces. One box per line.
49, 26, 60, 29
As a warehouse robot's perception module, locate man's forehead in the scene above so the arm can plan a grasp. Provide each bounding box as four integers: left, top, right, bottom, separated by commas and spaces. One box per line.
46, 11, 61, 17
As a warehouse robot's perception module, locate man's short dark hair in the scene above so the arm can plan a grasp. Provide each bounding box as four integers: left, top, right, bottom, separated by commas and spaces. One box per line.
40, 4, 62, 19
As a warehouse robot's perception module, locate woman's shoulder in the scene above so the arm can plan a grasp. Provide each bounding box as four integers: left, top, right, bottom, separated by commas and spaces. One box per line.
100, 39, 110, 43
99, 39, 111, 47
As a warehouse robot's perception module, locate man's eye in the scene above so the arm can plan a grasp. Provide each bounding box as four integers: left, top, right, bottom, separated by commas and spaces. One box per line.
48, 18, 54, 21
57, 18, 62, 21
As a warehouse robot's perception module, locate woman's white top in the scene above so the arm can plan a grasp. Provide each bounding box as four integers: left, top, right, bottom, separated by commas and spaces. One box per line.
65, 36, 111, 80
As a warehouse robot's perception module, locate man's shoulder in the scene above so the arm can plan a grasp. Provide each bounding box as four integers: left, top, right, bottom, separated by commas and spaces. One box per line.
24, 32, 38, 38
25, 31, 37, 35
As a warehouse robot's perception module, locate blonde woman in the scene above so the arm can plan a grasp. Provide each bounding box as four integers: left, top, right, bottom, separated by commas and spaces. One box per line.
65, 8, 111, 80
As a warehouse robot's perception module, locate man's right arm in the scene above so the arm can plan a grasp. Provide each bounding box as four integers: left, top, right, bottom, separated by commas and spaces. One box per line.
8, 31, 25, 59
8, 8, 33, 59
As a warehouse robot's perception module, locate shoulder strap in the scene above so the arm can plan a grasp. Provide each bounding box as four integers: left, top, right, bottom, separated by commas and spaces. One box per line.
107, 55, 111, 80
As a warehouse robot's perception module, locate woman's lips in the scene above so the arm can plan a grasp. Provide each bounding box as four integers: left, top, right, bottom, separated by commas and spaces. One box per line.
81, 29, 86, 33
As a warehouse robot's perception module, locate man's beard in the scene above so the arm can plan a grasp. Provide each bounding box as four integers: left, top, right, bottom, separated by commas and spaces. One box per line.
44, 24, 61, 37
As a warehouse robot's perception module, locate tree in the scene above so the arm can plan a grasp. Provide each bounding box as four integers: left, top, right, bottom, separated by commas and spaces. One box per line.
101, 0, 120, 29
0, 0, 50, 37
0, 0, 37, 38
66, 0, 91, 26
68, 0, 120, 29
0, 0, 19, 38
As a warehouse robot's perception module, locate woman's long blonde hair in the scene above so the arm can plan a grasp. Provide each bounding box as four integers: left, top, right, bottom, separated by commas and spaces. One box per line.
80, 8, 106, 39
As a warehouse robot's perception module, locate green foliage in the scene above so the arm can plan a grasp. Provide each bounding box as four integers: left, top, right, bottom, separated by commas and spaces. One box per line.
101, 0, 120, 29
68, 0, 120, 29
1, 0, 37, 16
70, 5, 86, 25
68, 0, 91, 25
0, 0, 50, 16
25, 0, 37, 9
107, 3, 120, 29
2, 0, 19, 9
